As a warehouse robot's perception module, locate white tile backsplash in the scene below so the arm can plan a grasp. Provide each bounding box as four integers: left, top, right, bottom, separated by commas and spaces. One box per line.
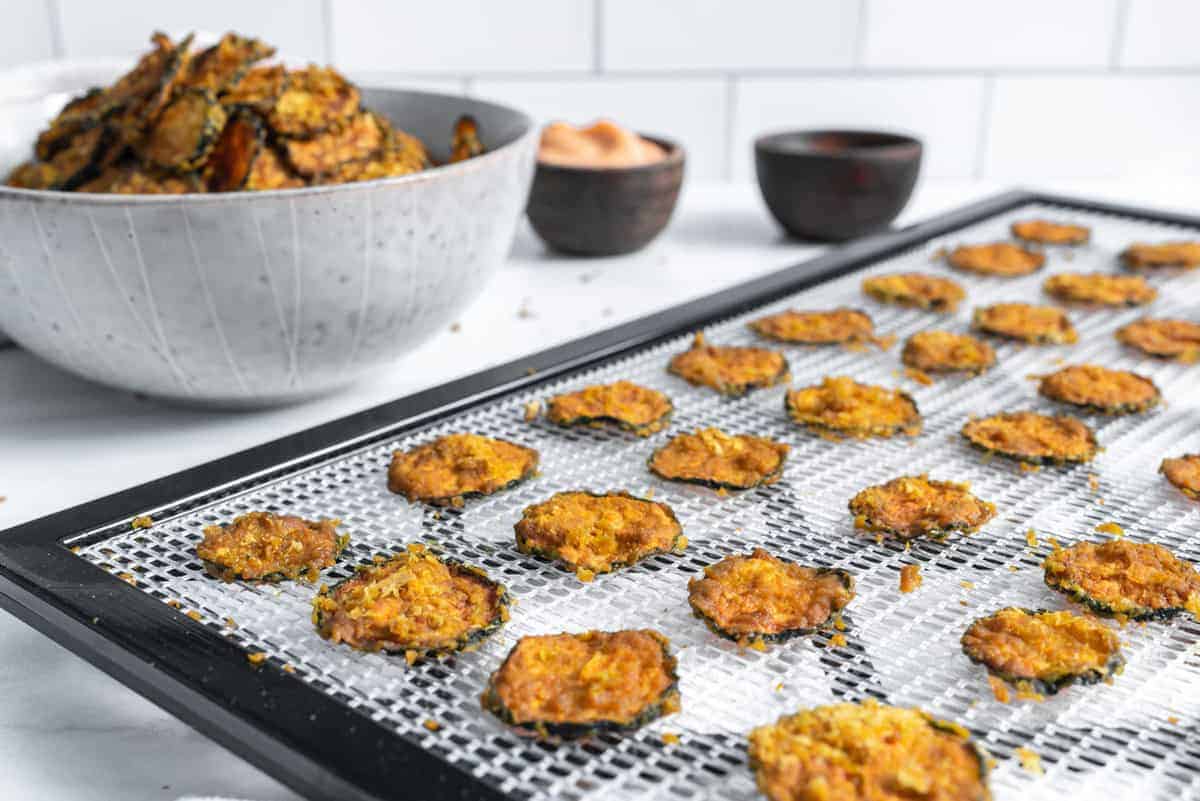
1120, 0, 1200, 68
862, 0, 1118, 69
2, 0, 1197, 182
330, 0, 593, 73
602, 0, 859, 71
732, 77, 986, 180
985, 74, 1200, 178
56, 0, 326, 60
471, 78, 728, 180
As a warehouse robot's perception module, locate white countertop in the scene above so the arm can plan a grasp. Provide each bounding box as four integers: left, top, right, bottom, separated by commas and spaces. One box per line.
0, 178, 1196, 801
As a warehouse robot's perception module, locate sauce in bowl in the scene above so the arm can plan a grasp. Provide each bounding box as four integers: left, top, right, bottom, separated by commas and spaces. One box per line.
538, 120, 666, 168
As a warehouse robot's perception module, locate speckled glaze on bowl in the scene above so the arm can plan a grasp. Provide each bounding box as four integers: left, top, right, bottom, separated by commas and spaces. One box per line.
0, 88, 537, 407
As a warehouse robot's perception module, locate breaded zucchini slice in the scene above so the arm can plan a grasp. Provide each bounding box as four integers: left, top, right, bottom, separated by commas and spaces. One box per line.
1116, 317, 1200, 362
1161, 454, 1200, 500
5, 161, 59, 190
205, 108, 262, 192
785, 376, 921, 439
185, 32, 274, 93
972, 303, 1077, 345
1037, 364, 1160, 415
1043, 273, 1156, 307
748, 307, 875, 345
901, 331, 995, 374
961, 411, 1097, 465
140, 88, 227, 171
1010, 219, 1091, 246
687, 548, 854, 646
313, 543, 509, 658
748, 700, 990, 801
449, 114, 485, 163
281, 111, 385, 178
1121, 241, 1200, 271
947, 242, 1044, 277
34, 87, 112, 162
514, 491, 685, 579
221, 64, 289, 115
961, 607, 1122, 695
544, 380, 672, 436
268, 66, 360, 138
849, 475, 996, 541
29, 124, 120, 190
387, 433, 539, 506
197, 511, 347, 582
1043, 539, 1200, 620
245, 144, 304, 191
862, 272, 965, 312
481, 629, 679, 739
649, 428, 789, 490
79, 165, 203, 195
668, 332, 788, 396
106, 32, 193, 140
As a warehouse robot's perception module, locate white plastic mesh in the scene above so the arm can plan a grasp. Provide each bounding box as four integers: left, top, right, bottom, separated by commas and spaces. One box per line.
78, 203, 1200, 801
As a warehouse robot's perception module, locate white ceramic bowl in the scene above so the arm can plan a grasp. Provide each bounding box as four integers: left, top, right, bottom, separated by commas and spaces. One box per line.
0, 86, 537, 406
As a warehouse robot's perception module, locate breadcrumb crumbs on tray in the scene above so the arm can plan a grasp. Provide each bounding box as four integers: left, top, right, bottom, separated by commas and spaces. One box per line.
423, 719, 441, 732
1026, 529, 1038, 547
1096, 521, 1124, 537
575, 568, 596, 583
899, 564, 922, 593
1016, 746, 1044, 775
166, 599, 181, 609
246, 652, 268, 666
661, 732, 681, 745
225, 617, 238, 629
523, 400, 541, 421
131, 515, 154, 529
1168, 716, 1180, 724
904, 367, 934, 386
1089, 473, 1101, 491
988, 675, 1011, 704
69, 545, 80, 554
828, 633, 847, 647
774, 682, 784, 692
283, 664, 295, 674
960, 580, 975, 590
186, 610, 202, 622
1019, 462, 1042, 473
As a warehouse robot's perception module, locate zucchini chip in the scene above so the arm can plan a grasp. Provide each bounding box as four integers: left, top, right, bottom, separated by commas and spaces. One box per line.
1161, 454, 1200, 500
972, 303, 1078, 345
748, 307, 875, 345
5, 161, 59, 190
481, 629, 679, 739
1121, 241, 1200, 271
245, 144, 304, 191
313, 543, 508, 657
862, 272, 966, 313
186, 32, 274, 93
206, 109, 262, 192
947, 242, 1045, 277
747, 700, 990, 801
34, 87, 111, 162
514, 491, 685, 579
79, 165, 202, 195
961, 607, 1122, 695
43, 124, 119, 190
648, 428, 789, 490
221, 64, 288, 115
1037, 364, 1160, 415
387, 433, 539, 506
196, 511, 347, 582
140, 88, 227, 171
1010, 219, 1091, 246
324, 126, 430, 183
449, 114, 485, 163
849, 475, 996, 540
282, 111, 385, 178
1116, 317, 1200, 362
901, 331, 995, 375
268, 65, 360, 138
667, 332, 788, 396
1043, 539, 1200, 620
961, 411, 1097, 465
1043, 272, 1156, 307
785, 376, 921, 439
108, 32, 194, 144
544, 380, 673, 436
687, 548, 854, 646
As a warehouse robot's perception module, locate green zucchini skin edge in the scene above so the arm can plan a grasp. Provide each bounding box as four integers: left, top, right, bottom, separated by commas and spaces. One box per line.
312, 552, 510, 660
413, 465, 539, 507
145, 88, 227, 172
646, 446, 787, 491
691, 565, 854, 645
667, 356, 790, 398
925, 719, 992, 792
850, 516, 981, 542
547, 400, 674, 437
1042, 573, 1190, 622
961, 607, 1125, 694
784, 389, 921, 439
514, 491, 685, 575
1037, 386, 1162, 417
481, 634, 680, 739
201, 532, 350, 583
961, 427, 1097, 466
746, 307, 876, 345
864, 286, 957, 313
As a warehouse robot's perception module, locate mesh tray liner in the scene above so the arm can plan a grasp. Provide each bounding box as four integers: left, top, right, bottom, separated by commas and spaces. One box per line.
78, 203, 1200, 800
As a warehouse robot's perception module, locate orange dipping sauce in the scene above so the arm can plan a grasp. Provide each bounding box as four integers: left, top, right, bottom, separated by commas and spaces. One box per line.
539, 120, 667, 168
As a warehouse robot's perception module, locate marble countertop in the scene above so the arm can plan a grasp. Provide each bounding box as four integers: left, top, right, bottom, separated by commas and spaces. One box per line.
0, 178, 1195, 801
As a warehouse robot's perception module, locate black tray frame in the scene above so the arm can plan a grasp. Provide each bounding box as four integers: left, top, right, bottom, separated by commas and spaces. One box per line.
2, 189, 1196, 801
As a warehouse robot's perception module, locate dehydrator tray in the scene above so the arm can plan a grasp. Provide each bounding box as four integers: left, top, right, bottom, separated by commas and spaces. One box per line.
2, 190, 1200, 801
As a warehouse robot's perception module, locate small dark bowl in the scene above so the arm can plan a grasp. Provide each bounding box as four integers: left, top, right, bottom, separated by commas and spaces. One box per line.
526, 134, 685, 256
755, 129, 922, 242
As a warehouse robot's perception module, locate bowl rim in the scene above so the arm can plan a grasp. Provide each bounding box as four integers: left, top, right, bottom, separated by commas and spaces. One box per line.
533, 131, 686, 175
0, 87, 538, 206
754, 128, 922, 158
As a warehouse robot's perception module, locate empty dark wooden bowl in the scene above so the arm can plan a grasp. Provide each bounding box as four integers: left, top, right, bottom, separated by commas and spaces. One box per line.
526, 134, 685, 256
755, 130, 922, 242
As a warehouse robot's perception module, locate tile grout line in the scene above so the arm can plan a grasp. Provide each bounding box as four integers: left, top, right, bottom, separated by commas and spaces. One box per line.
854, 0, 870, 68
593, 0, 604, 74
45, 0, 65, 59
972, 74, 996, 180
1109, 0, 1132, 70
722, 75, 737, 181
321, 0, 335, 64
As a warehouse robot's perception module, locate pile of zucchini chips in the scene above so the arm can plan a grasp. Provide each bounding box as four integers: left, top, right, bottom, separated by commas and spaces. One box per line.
7, 31, 485, 193
189, 216, 1200, 801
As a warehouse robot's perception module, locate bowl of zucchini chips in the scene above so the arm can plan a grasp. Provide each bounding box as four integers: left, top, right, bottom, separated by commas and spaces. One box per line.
0, 31, 537, 406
